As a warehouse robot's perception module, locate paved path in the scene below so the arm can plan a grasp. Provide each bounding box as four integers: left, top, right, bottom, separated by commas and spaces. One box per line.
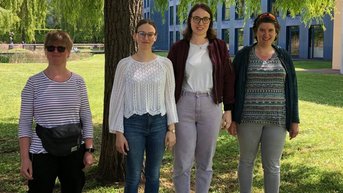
298, 68, 341, 74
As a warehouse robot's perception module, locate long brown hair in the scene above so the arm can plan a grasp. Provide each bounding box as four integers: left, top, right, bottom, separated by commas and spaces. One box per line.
182, 3, 216, 41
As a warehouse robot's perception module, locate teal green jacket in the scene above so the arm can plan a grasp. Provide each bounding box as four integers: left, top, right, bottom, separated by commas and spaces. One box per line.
232, 44, 300, 131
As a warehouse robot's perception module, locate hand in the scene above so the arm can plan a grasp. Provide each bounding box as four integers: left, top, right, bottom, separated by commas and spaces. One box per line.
221, 111, 232, 130
20, 157, 33, 180
83, 152, 94, 169
165, 124, 176, 150
228, 121, 237, 136
115, 132, 129, 155
289, 123, 299, 140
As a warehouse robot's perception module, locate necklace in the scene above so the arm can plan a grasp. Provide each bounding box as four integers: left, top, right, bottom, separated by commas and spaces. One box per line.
191, 41, 208, 50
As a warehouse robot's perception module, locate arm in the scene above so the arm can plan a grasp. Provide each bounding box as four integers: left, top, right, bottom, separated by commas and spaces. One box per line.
221, 41, 235, 129
286, 52, 300, 139
109, 59, 127, 134
78, 78, 94, 167
164, 58, 178, 150
108, 59, 129, 154
19, 137, 33, 180
18, 79, 34, 179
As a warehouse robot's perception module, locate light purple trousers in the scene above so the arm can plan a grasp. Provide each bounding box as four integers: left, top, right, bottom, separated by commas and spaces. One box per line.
173, 91, 222, 193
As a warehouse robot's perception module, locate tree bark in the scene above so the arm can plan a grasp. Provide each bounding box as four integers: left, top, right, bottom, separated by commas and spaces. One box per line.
97, 0, 142, 183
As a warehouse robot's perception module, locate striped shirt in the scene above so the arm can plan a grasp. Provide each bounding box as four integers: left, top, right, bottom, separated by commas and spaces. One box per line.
109, 56, 178, 133
241, 47, 286, 127
18, 72, 93, 154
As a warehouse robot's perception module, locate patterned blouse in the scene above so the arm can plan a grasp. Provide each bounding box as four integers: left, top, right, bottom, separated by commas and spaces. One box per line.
241, 47, 286, 127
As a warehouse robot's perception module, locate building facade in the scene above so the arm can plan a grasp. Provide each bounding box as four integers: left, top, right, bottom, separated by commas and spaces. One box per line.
144, 0, 333, 60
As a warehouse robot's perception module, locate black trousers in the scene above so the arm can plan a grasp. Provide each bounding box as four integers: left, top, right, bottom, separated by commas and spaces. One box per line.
28, 146, 85, 193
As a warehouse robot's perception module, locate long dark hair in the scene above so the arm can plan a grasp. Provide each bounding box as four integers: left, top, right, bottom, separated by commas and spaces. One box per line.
182, 3, 216, 41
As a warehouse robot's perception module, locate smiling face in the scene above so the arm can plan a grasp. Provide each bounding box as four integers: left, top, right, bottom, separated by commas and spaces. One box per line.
133, 23, 157, 50
190, 8, 211, 38
255, 22, 277, 47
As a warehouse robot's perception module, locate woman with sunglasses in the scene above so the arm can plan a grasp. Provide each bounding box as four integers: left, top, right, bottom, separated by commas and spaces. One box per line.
228, 12, 300, 193
167, 3, 235, 193
109, 19, 178, 193
18, 30, 94, 193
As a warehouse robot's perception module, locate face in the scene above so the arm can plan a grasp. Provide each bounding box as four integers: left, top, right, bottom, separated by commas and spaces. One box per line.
45, 41, 70, 65
190, 8, 211, 38
255, 22, 277, 46
134, 23, 157, 49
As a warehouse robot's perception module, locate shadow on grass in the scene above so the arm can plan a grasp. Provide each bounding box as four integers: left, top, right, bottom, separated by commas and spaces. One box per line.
2, 121, 342, 193
297, 72, 343, 108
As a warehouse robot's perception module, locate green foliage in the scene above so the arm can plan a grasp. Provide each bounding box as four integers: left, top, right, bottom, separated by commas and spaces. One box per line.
275, 0, 335, 27
154, 0, 335, 27
0, 55, 10, 63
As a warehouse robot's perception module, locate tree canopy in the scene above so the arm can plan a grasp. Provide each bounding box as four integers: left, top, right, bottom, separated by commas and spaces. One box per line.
0, 0, 335, 43
154, 0, 335, 26
0, 0, 103, 43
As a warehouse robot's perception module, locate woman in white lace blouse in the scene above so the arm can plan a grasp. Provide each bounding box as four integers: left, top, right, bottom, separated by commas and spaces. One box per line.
108, 19, 178, 193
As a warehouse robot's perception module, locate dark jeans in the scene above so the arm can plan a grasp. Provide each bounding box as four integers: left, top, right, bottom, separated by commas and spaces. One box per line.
124, 114, 167, 193
28, 146, 85, 193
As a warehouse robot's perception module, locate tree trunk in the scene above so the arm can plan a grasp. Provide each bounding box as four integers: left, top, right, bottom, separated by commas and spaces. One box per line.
97, 0, 142, 183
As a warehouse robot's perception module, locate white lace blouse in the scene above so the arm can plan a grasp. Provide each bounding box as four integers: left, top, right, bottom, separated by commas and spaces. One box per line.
109, 56, 178, 133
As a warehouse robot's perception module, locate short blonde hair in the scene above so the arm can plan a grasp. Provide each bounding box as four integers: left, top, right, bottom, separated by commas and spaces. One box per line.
44, 30, 73, 51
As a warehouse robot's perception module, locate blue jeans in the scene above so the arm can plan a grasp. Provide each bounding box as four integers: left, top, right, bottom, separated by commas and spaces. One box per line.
124, 113, 167, 193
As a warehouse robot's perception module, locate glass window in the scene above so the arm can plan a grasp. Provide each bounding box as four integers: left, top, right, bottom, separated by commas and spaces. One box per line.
169, 31, 174, 47
176, 5, 180, 24
222, 3, 231, 20
235, 28, 244, 52
286, 26, 300, 57
309, 25, 324, 58
250, 28, 256, 45
268, 0, 279, 16
222, 29, 230, 49
169, 6, 174, 26
235, 0, 244, 19
176, 31, 181, 41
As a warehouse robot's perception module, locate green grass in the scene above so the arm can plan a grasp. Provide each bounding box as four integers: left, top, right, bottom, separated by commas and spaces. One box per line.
1, 56, 343, 193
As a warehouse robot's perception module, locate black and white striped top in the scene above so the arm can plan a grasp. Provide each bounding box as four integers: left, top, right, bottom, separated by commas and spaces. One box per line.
18, 72, 93, 154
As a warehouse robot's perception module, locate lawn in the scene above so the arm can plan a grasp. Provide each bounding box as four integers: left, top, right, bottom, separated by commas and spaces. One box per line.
0, 55, 342, 193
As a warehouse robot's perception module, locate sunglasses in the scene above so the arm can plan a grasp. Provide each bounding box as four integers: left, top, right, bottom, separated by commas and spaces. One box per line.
45, 46, 66, 53
137, 31, 156, 39
192, 16, 211, 24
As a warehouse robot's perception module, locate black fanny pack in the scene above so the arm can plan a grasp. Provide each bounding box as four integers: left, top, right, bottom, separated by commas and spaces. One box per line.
36, 123, 82, 156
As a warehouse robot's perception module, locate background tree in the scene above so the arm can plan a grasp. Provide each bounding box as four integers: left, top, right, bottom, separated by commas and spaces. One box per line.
0, 0, 47, 43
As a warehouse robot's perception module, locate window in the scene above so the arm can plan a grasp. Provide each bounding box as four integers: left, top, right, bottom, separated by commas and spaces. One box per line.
169, 6, 174, 26
222, 29, 230, 49
176, 31, 181, 41
169, 31, 174, 47
235, 0, 244, 19
222, 3, 231, 20
309, 25, 324, 58
176, 5, 180, 24
268, 0, 279, 16
235, 28, 244, 52
249, 28, 256, 45
286, 26, 300, 57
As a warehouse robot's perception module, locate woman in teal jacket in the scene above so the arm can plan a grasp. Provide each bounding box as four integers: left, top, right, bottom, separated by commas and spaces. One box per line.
228, 13, 299, 193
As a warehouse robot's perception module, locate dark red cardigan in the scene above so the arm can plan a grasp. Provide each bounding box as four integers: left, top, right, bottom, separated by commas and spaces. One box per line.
167, 38, 235, 111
